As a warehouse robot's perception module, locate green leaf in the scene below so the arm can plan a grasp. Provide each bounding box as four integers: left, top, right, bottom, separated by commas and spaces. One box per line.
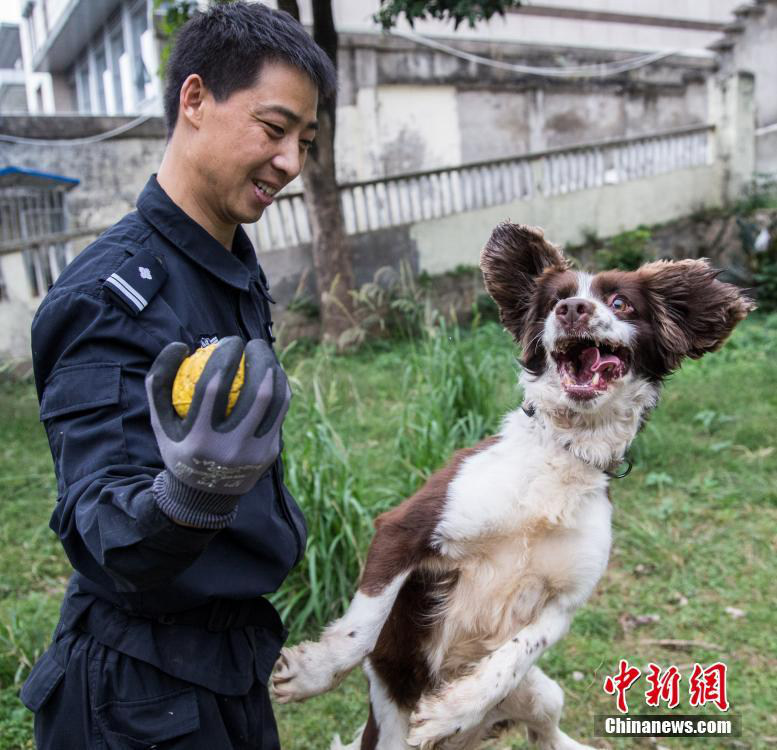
374, 0, 523, 31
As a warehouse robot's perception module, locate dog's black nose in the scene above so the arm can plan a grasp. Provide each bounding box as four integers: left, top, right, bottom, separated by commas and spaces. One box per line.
556, 297, 594, 327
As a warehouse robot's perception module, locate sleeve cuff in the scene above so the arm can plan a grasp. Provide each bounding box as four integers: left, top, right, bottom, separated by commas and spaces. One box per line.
153, 471, 239, 530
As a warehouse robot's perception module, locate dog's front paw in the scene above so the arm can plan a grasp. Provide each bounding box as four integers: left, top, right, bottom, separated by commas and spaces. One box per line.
407, 688, 486, 749
271, 641, 342, 703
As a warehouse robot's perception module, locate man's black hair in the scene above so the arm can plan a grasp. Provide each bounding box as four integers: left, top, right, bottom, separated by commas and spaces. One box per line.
163, 1, 337, 137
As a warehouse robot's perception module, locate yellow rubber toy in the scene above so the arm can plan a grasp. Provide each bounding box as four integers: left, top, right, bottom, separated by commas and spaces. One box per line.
172, 342, 246, 419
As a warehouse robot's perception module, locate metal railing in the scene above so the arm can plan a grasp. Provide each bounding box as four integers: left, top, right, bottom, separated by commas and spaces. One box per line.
247, 123, 715, 252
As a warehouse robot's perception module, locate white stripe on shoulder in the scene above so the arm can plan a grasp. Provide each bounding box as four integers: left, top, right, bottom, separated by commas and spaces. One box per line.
107, 273, 148, 310
110, 273, 148, 307
106, 275, 144, 310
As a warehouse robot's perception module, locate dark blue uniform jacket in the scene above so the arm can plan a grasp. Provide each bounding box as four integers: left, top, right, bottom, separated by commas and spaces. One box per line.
27, 176, 307, 697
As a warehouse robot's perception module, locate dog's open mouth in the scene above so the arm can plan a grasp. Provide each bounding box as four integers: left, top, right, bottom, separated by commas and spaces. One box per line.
551, 338, 630, 400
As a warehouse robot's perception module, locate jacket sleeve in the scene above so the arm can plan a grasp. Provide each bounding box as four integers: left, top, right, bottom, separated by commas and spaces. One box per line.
32, 289, 220, 593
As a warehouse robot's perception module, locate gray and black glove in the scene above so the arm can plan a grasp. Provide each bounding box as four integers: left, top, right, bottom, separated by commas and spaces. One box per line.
145, 336, 291, 528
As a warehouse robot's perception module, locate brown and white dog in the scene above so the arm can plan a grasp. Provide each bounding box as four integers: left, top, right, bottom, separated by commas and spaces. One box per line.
272, 223, 753, 750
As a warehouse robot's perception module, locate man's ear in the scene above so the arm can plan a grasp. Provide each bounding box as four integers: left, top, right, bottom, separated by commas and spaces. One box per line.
179, 74, 208, 130
480, 222, 567, 342
637, 258, 755, 372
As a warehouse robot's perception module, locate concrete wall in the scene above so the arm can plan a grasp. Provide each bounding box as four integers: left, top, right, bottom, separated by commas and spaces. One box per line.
2, 29, 719, 229
454, 81, 709, 165
334, 33, 716, 181
0, 160, 726, 360
0, 83, 28, 114
313, 0, 740, 54
374, 85, 462, 176
0, 226, 104, 359
217, 160, 723, 326
259, 224, 419, 305
0, 125, 165, 234
412, 163, 723, 275
219, 161, 724, 306
720, 2, 777, 128
0, 256, 40, 360
712, 71, 756, 199
756, 128, 777, 177
0, 126, 165, 361
0, 38, 757, 361
716, 1, 777, 176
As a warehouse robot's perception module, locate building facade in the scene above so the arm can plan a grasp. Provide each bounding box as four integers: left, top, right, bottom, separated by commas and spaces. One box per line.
0, 0, 772, 359
18, 0, 161, 116
13, 0, 745, 118
0, 22, 26, 114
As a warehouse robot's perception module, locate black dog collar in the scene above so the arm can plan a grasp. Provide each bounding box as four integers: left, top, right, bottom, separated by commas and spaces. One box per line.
522, 402, 633, 480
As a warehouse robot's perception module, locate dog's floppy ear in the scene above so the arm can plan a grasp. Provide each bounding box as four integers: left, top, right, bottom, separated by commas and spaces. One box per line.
480, 223, 567, 341
637, 258, 755, 372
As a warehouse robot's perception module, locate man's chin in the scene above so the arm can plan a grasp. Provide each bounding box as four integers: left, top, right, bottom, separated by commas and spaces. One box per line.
233, 203, 266, 226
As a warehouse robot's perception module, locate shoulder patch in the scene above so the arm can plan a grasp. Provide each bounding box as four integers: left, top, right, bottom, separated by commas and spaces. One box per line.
103, 248, 167, 316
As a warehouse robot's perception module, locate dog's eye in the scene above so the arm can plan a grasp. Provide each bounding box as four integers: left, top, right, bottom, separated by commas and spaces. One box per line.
608, 294, 632, 313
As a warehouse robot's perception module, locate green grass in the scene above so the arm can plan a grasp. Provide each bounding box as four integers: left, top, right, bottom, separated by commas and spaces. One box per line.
1, 315, 776, 749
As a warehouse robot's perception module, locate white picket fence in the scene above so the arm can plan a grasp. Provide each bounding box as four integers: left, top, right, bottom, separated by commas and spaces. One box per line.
247, 123, 715, 252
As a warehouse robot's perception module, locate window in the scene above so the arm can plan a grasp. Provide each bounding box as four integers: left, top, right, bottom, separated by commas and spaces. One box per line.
67, 69, 78, 113
130, 2, 151, 105
32, 3, 47, 56
75, 59, 91, 113
54, 1, 156, 116
109, 22, 125, 113
94, 44, 108, 114
26, 16, 37, 56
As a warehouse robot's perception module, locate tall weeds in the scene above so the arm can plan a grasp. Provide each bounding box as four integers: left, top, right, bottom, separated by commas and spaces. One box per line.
272, 318, 515, 639
270, 371, 376, 637
395, 318, 507, 491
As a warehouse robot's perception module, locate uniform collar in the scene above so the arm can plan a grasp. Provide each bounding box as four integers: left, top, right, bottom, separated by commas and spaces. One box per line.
136, 175, 261, 291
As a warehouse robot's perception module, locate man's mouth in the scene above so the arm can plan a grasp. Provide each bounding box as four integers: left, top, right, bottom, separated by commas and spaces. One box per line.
252, 179, 279, 206
551, 337, 629, 400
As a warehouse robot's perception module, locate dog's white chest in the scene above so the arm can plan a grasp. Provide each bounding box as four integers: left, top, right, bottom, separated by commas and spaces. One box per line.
446, 492, 611, 619
435, 420, 611, 551
429, 442, 612, 678
529, 494, 612, 600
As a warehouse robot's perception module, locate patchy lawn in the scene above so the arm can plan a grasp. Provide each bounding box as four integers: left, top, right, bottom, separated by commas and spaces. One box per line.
1, 315, 775, 749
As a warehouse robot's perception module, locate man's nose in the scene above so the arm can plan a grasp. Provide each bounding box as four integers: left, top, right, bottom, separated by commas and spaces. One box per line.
555, 297, 594, 328
271, 140, 303, 180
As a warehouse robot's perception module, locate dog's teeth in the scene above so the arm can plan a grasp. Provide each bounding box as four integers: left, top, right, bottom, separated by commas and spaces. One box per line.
592, 373, 601, 386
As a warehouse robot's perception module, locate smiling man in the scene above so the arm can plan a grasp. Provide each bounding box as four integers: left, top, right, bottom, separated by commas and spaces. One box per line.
22, 4, 335, 749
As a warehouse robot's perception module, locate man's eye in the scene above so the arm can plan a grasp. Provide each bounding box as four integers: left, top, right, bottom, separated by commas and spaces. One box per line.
300, 139, 314, 151
264, 122, 284, 137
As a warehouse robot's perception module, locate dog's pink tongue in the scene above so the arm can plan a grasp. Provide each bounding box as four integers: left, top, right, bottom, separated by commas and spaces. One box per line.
581, 347, 622, 374
580, 347, 600, 373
